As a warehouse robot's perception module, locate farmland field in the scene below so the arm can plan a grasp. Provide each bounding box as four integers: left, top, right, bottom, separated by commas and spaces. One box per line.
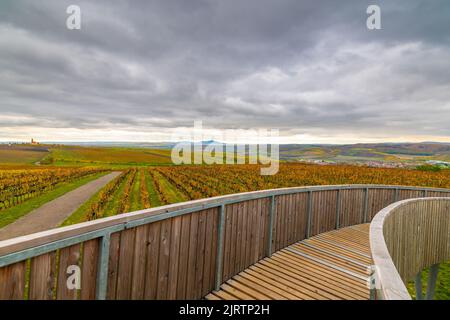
0, 144, 174, 166
49, 146, 173, 166
0, 145, 49, 165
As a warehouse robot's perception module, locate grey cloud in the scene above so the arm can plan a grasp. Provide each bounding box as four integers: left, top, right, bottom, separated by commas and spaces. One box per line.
0, 0, 449, 141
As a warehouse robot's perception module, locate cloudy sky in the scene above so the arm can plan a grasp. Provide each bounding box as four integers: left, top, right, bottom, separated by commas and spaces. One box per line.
0, 0, 449, 143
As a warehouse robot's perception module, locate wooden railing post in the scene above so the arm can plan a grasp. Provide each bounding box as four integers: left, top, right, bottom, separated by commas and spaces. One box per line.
267, 195, 275, 257
414, 271, 423, 300
306, 191, 312, 238
369, 265, 377, 300
214, 204, 226, 291
425, 264, 440, 300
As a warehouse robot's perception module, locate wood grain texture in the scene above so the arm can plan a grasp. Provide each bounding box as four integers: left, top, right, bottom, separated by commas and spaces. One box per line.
131, 225, 149, 299
0, 261, 26, 300
106, 232, 121, 300
80, 239, 99, 300
56, 243, 81, 300
116, 228, 136, 299
29, 251, 57, 300
143, 222, 161, 299
370, 198, 450, 300
209, 225, 371, 300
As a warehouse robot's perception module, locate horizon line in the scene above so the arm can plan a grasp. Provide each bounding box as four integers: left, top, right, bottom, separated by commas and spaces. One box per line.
1, 140, 449, 146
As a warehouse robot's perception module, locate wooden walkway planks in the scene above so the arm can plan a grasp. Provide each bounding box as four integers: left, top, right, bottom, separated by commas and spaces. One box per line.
206, 224, 372, 300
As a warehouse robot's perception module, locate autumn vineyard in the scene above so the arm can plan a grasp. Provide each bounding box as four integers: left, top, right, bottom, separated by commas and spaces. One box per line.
0, 161, 449, 300
2, 163, 448, 225
0, 167, 105, 210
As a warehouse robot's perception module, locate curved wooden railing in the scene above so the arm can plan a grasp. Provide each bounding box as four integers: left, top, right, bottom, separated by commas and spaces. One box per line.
0, 184, 449, 300
369, 198, 450, 300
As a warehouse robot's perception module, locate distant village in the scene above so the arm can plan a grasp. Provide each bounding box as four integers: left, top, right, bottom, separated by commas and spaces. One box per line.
4, 138, 40, 146
425, 160, 450, 168
299, 159, 450, 169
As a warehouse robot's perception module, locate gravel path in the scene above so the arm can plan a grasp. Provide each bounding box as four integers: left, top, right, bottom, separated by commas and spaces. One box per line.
0, 171, 121, 241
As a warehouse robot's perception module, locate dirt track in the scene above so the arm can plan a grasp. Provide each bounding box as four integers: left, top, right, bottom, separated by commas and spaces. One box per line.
0, 172, 121, 241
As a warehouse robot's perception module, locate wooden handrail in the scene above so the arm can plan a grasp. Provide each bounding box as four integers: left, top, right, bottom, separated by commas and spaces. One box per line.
1, 184, 448, 256
369, 198, 450, 300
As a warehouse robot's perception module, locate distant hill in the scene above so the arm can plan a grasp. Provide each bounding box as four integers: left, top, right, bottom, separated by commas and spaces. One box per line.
0, 144, 50, 165
1, 141, 448, 166
278, 143, 450, 163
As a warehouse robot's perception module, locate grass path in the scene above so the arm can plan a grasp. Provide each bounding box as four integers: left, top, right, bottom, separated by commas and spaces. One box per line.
129, 170, 142, 212
145, 169, 161, 207
151, 169, 189, 204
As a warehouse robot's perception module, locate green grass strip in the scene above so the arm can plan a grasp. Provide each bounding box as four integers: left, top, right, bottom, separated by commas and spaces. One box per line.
129, 171, 142, 212
153, 170, 189, 203
145, 169, 161, 207
408, 260, 450, 300
102, 174, 129, 217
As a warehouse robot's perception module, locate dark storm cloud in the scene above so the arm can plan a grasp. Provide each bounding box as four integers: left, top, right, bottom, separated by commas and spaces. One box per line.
0, 0, 449, 141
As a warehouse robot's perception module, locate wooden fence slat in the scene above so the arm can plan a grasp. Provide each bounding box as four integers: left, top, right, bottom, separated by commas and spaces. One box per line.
29, 252, 57, 300
176, 214, 191, 299
144, 222, 161, 299
209, 207, 219, 292
247, 200, 257, 265
275, 195, 283, 251
201, 209, 215, 296
56, 243, 81, 300
222, 205, 232, 281
235, 203, 243, 274
185, 213, 199, 299
244, 200, 255, 268
116, 229, 137, 299
195, 211, 207, 298
257, 198, 267, 260
156, 219, 172, 299
228, 204, 238, 278
80, 239, 99, 300
239, 201, 248, 272
253, 199, 262, 263
0, 261, 27, 300
167, 216, 182, 299
106, 232, 121, 300
131, 225, 149, 299
280, 195, 288, 248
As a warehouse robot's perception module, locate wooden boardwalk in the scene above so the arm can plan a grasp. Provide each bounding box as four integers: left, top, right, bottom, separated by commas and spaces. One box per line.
206, 224, 372, 300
